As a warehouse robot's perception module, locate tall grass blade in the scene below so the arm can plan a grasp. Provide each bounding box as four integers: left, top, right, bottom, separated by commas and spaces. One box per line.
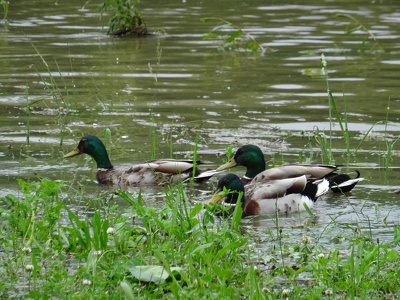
355, 123, 375, 152
329, 91, 350, 153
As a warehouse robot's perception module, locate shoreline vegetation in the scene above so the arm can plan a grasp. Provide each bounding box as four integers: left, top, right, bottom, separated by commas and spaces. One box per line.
0, 178, 399, 299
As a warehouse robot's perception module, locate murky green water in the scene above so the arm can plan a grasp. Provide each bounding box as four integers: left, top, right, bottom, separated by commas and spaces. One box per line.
1, 0, 399, 245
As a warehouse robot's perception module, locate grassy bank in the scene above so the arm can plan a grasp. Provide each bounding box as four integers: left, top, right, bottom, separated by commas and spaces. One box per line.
0, 179, 399, 299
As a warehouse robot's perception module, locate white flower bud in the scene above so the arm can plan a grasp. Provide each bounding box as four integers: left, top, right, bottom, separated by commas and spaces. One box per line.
82, 279, 92, 285
107, 227, 116, 235
282, 288, 291, 295
324, 289, 333, 295
302, 235, 311, 244
22, 247, 32, 253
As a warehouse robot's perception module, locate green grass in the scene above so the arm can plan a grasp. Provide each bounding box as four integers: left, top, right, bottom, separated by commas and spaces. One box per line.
1, 179, 400, 299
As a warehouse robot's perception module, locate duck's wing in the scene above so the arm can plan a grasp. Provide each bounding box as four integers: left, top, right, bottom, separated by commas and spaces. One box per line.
245, 175, 308, 200
252, 164, 338, 183
118, 159, 216, 184
143, 160, 195, 174
148, 159, 218, 182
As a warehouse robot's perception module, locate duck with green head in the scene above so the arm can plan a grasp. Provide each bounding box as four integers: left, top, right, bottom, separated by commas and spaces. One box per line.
63, 135, 217, 186
207, 173, 329, 217
217, 144, 364, 192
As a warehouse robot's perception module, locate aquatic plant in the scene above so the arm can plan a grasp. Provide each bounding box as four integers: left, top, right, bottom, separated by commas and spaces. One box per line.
314, 54, 376, 163
30, 42, 69, 146
0, 0, 8, 31
336, 13, 383, 52
100, 0, 147, 36
385, 139, 397, 174
0, 0, 8, 23
201, 17, 269, 54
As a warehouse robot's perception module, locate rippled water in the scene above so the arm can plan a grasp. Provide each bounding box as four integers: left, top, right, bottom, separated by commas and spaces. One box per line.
1, 0, 400, 246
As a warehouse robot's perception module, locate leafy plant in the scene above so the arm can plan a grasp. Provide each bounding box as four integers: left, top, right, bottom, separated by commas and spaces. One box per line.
1, 177, 400, 298
0, 179, 64, 245
100, 0, 147, 36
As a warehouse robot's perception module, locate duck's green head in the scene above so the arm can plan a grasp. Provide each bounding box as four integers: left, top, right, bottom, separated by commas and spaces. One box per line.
216, 145, 265, 178
207, 173, 245, 205
63, 135, 113, 169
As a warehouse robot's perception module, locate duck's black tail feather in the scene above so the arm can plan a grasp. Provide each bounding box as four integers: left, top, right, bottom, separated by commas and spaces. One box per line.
328, 170, 364, 193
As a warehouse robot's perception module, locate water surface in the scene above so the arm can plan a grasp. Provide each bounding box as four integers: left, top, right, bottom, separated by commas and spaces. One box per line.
1, 0, 399, 248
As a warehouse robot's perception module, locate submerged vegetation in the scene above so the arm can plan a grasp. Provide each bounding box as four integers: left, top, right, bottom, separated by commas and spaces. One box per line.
0, 179, 399, 298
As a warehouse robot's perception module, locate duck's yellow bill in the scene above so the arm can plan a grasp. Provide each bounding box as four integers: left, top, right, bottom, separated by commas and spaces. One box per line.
63, 148, 81, 158
206, 189, 224, 205
216, 158, 237, 171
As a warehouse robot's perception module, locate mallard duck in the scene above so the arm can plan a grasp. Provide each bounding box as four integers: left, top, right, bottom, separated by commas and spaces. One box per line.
207, 173, 329, 217
217, 144, 364, 193
63, 135, 217, 186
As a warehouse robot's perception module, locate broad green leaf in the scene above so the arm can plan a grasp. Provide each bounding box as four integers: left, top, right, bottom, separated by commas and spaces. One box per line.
386, 249, 399, 262
191, 242, 214, 254
213, 240, 246, 263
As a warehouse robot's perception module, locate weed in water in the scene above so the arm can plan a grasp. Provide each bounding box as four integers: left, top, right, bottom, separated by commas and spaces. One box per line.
385, 139, 397, 175
313, 128, 334, 165
30, 42, 69, 146
24, 86, 31, 146
201, 17, 270, 54
100, 0, 147, 36
336, 13, 383, 52
0, 0, 8, 30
